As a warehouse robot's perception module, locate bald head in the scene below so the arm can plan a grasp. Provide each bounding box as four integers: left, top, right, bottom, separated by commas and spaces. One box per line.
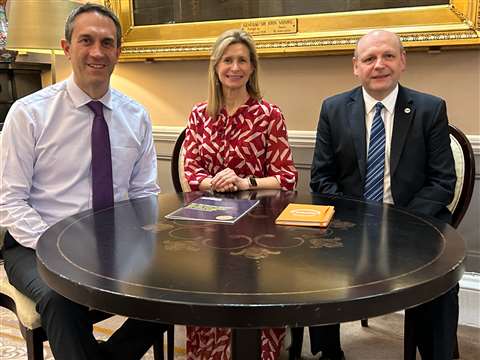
354, 30, 404, 59
352, 30, 406, 100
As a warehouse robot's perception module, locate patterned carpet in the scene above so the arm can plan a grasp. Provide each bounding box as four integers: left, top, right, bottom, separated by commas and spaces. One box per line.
1, 306, 479, 359
0, 309, 187, 359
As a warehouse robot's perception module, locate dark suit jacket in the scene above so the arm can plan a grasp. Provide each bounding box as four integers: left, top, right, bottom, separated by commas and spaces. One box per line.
310, 85, 456, 223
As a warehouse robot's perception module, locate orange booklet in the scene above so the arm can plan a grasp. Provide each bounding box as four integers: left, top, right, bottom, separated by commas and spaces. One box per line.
275, 203, 335, 227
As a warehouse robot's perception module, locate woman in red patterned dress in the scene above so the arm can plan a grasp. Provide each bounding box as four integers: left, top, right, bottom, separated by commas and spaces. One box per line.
182, 29, 298, 360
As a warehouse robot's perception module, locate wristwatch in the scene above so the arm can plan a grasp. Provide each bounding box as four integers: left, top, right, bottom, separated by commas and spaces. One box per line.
249, 176, 257, 189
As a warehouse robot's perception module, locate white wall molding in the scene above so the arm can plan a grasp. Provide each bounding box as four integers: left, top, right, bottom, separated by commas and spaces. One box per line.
459, 272, 480, 327
152, 125, 185, 142
153, 126, 480, 156
285, 130, 317, 148
461, 272, 480, 291
468, 135, 480, 154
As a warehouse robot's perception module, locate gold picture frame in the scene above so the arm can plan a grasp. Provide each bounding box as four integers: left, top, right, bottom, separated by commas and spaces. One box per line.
106, 0, 480, 61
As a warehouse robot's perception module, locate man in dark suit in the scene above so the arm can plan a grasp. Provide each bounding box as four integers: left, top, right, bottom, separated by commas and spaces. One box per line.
294, 30, 457, 360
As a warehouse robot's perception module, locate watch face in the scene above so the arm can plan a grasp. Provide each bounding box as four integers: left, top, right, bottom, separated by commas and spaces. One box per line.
249, 176, 257, 187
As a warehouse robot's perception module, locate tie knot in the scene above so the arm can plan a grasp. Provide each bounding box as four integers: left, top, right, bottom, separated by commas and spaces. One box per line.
87, 101, 103, 117
375, 102, 383, 113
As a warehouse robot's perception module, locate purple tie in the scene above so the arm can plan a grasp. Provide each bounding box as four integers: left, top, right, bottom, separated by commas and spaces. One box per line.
87, 101, 114, 211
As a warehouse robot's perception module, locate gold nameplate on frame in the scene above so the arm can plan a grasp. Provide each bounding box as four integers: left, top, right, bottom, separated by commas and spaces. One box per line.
241, 19, 297, 36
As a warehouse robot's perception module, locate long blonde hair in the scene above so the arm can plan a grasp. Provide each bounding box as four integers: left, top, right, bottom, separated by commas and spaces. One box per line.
207, 29, 261, 118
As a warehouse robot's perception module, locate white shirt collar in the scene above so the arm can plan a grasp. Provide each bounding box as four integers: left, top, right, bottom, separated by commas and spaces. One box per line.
66, 75, 113, 111
362, 84, 399, 115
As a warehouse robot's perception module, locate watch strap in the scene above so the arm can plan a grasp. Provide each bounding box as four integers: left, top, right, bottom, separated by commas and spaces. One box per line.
249, 176, 257, 188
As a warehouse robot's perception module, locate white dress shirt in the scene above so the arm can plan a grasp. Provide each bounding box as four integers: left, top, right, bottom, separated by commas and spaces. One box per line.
362, 85, 398, 205
0, 75, 160, 249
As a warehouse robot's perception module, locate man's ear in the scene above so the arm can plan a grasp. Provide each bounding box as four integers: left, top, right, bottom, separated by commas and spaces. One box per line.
400, 51, 407, 72
61, 39, 71, 59
352, 57, 359, 77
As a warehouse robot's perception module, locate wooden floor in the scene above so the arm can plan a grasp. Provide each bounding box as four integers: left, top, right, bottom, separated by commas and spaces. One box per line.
0, 308, 479, 359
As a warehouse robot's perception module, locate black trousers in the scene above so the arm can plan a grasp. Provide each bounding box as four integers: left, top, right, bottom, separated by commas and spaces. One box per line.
290, 286, 459, 360
404, 284, 459, 360
290, 324, 341, 359
3, 232, 168, 360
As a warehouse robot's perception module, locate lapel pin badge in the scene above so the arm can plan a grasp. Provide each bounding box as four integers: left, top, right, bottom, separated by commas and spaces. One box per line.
404, 107, 411, 114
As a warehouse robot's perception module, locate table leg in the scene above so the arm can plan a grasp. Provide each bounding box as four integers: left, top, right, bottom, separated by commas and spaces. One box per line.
231, 328, 261, 360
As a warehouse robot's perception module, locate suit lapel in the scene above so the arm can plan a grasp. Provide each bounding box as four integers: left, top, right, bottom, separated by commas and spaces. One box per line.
391, 85, 414, 175
347, 87, 367, 180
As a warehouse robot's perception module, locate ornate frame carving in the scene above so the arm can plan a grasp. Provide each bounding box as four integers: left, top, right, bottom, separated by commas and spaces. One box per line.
106, 0, 480, 61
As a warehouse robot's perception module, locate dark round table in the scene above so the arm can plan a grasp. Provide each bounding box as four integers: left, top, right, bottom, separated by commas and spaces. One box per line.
36, 191, 465, 359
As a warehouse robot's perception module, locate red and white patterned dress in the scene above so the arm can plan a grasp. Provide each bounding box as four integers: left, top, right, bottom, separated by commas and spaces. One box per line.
184, 97, 297, 192
183, 98, 297, 360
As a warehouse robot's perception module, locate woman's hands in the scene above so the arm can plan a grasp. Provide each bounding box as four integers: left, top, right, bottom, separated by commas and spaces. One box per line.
198, 169, 280, 192
211, 168, 250, 192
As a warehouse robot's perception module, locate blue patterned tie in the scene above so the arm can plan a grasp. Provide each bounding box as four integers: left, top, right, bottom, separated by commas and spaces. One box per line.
364, 102, 385, 202
87, 101, 114, 211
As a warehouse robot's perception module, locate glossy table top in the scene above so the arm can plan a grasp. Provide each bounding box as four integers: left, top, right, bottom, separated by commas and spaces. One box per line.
37, 191, 465, 328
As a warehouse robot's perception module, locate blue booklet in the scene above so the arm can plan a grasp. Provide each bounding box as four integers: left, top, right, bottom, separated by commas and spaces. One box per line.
165, 196, 259, 224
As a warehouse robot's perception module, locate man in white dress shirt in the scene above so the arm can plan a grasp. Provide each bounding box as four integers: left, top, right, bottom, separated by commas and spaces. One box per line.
0, 3, 166, 359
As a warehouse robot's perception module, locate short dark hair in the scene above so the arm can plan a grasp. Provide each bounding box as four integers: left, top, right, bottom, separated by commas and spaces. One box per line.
64, 3, 122, 48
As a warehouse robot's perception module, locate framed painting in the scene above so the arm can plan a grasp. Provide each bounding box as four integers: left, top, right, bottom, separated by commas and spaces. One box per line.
104, 0, 480, 61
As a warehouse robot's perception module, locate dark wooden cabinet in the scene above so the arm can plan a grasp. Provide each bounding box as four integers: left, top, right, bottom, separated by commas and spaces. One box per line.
0, 63, 49, 130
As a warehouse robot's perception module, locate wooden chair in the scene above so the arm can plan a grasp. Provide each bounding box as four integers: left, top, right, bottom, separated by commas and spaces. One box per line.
171, 128, 191, 192
0, 231, 175, 360
446, 124, 476, 228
